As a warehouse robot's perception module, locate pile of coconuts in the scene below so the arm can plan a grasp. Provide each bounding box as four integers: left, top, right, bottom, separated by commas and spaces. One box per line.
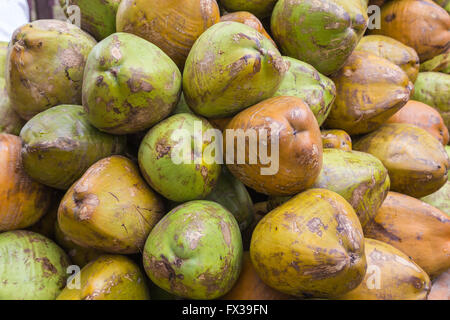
0, 0, 449, 300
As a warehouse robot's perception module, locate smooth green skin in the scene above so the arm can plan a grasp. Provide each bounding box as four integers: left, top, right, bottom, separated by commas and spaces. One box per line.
274, 56, 336, 126
138, 113, 221, 202
183, 21, 286, 118
143, 200, 243, 300
83, 33, 181, 135
0, 230, 71, 300
6, 20, 96, 120
421, 146, 450, 216
0, 79, 25, 135
269, 149, 391, 227
206, 167, 254, 231
412, 72, 450, 130
420, 53, 450, 74
59, 0, 121, 41
271, 0, 368, 75
219, 0, 278, 18
171, 93, 193, 115
20, 105, 126, 190
0, 42, 7, 78
312, 149, 390, 227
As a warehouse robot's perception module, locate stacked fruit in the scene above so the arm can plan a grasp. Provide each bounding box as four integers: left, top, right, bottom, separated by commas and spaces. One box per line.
0, 0, 449, 300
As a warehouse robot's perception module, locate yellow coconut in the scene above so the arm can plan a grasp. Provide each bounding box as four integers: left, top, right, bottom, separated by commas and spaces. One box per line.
325, 51, 413, 135
338, 239, 431, 300
58, 155, 164, 254
364, 192, 450, 278
250, 189, 366, 298
57, 255, 150, 300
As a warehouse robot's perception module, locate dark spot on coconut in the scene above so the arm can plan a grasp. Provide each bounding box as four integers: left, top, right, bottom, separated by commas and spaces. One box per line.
145, 254, 189, 296
197, 270, 222, 295
20, 78, 31, 89
385, 13, 396, 22
228, 54, 252, 78
409, 276, 424, 289
253, 55, 262, 74
290, 260, 301, 272
301, 254, 348, 281
155, 140, 171, 160
366, 221, 402, 242
307, 217, 326, 237
141, 81, 153, 92
96, 76, 104, 86
201, 166, 208, 179
148, 255, 171, 280
35, 257, 57, 276
174, 257, 183, 268
126, 78, 140, 93
109, 68, 119, 78
32, 137, 80, 152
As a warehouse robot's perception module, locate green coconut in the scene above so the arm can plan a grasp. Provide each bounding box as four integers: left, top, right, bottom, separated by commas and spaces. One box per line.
138, 113, 221, 202
59, 0, 121, 41
412, 72, 450, 130
271, 0, 368, 75
20, 105, 126, 190
206, 166, 254, 231
312, 149, 390, 227
273, 57, 336, 126
5, 20, 96, 120
183, 21, 287, 118
82, 33, 182, 135
143, 200, 243, 299
268, 149, 390, 227
0, 230, 71, 300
